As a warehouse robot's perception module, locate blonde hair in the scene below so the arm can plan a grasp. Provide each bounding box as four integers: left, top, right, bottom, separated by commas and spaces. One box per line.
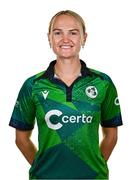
48, 10, 86, 34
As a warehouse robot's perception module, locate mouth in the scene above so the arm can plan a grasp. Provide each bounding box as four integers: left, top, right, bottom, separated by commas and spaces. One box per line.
59, 45, 73, 49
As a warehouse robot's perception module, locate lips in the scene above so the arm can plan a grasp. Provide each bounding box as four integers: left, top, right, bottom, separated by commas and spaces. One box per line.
59, 45, 73, 49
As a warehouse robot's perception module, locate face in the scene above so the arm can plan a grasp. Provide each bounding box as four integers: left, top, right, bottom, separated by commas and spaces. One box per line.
48, 15, 87, 59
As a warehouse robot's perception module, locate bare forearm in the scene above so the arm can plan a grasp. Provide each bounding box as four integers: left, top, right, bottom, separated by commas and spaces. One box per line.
100, 136, 117, 161
16, 139, 37, 165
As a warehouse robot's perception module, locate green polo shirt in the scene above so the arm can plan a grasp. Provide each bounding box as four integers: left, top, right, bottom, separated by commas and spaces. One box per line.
9, 60, 122, 179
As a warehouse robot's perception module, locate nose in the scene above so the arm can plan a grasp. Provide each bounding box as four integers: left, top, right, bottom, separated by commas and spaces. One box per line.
62, 34, 70, 43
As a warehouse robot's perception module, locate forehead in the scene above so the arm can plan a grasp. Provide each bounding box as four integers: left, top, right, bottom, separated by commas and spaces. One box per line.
52, 14, 81, 30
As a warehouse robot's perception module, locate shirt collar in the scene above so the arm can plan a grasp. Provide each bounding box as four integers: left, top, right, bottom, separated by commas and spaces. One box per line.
37, 59, 92, 81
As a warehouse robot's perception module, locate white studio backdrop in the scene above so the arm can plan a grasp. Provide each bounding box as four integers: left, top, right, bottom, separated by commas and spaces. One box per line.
0, 0, 131, 179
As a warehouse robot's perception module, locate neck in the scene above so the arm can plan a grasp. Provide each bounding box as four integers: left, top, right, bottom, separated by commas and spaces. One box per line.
55, 58, 81, 77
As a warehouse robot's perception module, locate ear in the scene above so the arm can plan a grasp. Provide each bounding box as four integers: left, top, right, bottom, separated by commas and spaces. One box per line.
47, 33, 51, 48
47, 33, 50, 42
83, 32, 88, 44
82, 33, 88, 48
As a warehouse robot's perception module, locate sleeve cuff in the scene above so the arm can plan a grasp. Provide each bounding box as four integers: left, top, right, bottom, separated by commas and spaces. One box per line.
9, 118, 34, 130
101, 114, 123, 127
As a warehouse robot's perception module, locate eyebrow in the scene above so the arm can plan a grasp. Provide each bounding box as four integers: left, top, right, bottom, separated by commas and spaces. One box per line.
52, 28, 80, 32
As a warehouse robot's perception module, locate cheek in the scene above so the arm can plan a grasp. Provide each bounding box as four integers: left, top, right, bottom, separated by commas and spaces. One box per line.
51, 38, 60, 47
75, 38, 82, 48
50, 39, 60, 52
73, 35, 82, 45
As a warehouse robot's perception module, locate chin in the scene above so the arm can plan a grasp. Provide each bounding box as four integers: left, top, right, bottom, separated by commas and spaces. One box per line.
57, 52, 77, 58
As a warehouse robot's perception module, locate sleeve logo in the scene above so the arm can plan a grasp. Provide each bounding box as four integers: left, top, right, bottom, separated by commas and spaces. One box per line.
114, 97, 120, 105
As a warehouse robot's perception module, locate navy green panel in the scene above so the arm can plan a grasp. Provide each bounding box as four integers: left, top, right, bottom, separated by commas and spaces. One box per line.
63, 124, 108, 178
30, 143, 97, 179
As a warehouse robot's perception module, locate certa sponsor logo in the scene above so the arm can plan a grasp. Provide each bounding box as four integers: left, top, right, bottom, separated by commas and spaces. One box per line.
45, 110, 93, 130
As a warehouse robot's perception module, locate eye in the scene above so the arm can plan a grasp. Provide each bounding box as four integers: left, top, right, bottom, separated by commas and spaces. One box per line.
70, 30, 79, 35
53, 31, 61, 35
71, 31, 77, 35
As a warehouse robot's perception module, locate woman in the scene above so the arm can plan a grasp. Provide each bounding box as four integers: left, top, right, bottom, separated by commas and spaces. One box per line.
9, 10, 123, 179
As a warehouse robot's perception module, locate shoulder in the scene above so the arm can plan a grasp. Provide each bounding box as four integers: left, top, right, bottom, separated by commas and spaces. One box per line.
88, 68, 113, 84
25, 71, 45, 83
20, 71, 45, 91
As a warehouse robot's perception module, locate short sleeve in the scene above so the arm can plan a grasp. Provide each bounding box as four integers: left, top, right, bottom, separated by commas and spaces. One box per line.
9, 78, 36, 130
101, 77, 123, 127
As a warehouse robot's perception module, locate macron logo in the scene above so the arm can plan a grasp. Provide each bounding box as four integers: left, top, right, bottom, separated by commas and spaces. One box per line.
42, 90, 49, 100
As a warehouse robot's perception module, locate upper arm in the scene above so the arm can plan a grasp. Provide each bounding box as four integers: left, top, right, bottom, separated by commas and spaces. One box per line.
101, 127, 118, 141
16, 129, 33, 144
